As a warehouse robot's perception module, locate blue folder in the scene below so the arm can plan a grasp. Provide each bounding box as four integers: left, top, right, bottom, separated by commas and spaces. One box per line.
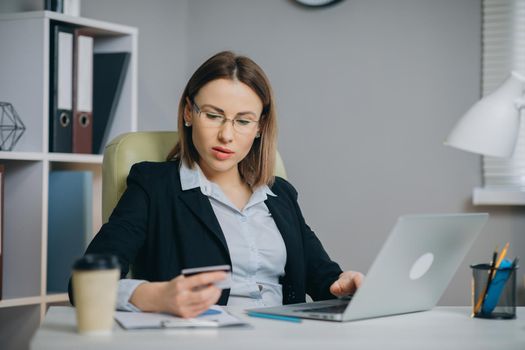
47, 171, 92, 293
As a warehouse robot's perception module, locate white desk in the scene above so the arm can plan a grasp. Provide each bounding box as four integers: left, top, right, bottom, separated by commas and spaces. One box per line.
31, 306, 525, 350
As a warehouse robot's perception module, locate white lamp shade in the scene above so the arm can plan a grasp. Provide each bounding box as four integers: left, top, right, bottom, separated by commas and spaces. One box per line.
445, 71, 525, 158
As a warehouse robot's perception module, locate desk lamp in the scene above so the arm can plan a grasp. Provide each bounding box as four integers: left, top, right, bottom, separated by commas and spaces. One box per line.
445, 71, 525, 158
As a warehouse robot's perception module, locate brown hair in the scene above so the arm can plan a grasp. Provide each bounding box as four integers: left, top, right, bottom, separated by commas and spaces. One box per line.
167, 51, 277, 187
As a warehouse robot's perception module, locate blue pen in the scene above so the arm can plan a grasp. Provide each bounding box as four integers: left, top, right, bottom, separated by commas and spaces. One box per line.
247, 311, 302, 323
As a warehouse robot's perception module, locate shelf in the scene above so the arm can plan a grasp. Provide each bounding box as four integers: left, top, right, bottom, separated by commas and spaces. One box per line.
44, 293, 70, 304
47, 153, 103, 164
0, 150, 104, 165
0, 11, 137, 36
0, 296, 42, 308
473, 187, 525, 205
0, 152, 44, 161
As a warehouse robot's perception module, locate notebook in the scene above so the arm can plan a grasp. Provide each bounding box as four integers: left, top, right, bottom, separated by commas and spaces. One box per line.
247, 213, 488, 322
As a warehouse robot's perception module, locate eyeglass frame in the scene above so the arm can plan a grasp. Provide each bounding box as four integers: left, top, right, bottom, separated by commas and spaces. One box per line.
191, 101, 261, 135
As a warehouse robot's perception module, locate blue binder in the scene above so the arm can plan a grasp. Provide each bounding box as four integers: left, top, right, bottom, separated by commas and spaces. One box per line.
47, 171, 93, 293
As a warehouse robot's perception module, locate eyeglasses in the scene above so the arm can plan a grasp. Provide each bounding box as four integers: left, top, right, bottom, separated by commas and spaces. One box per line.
192, 103, 260, 134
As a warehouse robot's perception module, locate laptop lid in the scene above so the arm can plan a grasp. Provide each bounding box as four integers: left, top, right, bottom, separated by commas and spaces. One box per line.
247, 213, 488, 322
342, 213, 488, 321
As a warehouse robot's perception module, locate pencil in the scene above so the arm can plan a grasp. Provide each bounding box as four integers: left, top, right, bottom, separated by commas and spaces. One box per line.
473, 242, 511, 316
495, 242, 510, 269
473, 247, 498, 316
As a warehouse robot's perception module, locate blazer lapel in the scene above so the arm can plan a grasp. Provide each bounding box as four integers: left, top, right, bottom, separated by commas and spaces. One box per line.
178, 189, 229, 254
266, 194, 302, 265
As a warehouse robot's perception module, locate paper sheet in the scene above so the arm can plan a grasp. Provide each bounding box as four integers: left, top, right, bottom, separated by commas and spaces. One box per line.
115, 305, 247, 329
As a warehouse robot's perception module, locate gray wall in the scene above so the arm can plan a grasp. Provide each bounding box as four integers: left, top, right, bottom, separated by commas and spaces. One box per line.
4, 0, 523, 306
82, 0, 188, 131
81, 0, 525, 306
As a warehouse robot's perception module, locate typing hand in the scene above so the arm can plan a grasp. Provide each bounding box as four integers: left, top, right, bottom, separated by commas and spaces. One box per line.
329, 270, 364, 297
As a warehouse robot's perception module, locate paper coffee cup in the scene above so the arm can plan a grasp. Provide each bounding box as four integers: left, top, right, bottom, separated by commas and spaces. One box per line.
72, 254, 120, 335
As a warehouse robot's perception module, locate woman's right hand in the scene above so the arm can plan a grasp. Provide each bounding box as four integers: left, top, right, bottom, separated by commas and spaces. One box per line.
161, 271, 226, 318
130, 271, 226, 318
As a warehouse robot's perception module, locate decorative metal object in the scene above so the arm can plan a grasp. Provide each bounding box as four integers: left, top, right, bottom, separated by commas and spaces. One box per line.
0, 102, 26, 151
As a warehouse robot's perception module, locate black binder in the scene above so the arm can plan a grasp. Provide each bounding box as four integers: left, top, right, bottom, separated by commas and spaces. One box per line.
49, 22, 74, 153
92, 52, 130, 154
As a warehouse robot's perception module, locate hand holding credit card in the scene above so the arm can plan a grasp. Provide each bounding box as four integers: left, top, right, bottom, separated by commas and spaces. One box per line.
181, 265, 232, 289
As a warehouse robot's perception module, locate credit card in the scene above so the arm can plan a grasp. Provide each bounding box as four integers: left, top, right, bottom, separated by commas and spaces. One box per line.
181, 265, 232, 289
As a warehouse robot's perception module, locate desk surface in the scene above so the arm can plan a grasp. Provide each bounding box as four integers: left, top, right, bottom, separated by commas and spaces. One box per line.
31, 306, 525, 350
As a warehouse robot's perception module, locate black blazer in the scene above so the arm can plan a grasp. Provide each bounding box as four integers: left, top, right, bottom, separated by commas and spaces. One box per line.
70, 160, 342, 305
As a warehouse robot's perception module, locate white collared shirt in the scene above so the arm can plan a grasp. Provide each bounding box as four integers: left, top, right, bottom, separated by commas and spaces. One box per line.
116, 161, 287, 311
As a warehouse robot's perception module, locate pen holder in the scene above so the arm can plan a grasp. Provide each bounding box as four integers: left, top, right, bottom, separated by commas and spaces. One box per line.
471, 263, 518, 319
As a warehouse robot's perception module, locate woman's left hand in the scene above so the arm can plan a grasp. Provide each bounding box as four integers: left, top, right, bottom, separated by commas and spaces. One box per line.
329, 271, 364, 297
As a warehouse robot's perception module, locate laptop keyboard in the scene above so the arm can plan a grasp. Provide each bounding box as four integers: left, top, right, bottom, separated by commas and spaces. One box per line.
295, 303, 349, 314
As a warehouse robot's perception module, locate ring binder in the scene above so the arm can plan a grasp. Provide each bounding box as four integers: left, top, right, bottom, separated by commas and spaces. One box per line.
49, 22, 74, 153
72, 29, 94, 154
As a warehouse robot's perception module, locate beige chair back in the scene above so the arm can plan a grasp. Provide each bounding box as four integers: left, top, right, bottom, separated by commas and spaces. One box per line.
102, 131, 287, 223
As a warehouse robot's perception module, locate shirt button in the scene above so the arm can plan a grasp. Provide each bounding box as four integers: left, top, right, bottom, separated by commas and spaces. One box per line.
240, 216, 247, 222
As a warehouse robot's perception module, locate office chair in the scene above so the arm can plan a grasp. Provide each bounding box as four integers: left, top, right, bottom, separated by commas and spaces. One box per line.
102, 131, 288, 223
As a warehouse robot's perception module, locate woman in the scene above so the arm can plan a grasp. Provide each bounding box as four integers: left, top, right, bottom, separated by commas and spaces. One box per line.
73, 51, 363, 318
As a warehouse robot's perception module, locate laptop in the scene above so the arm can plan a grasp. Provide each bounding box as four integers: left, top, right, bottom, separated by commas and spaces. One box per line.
247, 213, 488, 322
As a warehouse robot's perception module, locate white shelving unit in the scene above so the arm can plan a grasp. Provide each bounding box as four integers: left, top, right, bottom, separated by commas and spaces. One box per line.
0, 11, 137, 349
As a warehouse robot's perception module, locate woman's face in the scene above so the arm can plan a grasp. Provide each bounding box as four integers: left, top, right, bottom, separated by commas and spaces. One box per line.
185, 78, 263, 181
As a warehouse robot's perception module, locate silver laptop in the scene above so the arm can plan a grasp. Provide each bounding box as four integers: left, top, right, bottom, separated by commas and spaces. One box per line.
247, 213, 488, 322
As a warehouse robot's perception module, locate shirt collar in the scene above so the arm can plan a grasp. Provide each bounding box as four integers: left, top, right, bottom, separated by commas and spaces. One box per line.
179, 160, 277, 199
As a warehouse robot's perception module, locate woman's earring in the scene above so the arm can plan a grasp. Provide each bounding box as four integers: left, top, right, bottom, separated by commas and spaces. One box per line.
255, 132, 261, 138
185, 122, 191, 127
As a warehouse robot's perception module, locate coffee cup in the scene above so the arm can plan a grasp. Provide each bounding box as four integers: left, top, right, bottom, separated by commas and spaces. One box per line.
72, 254, 120, 334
